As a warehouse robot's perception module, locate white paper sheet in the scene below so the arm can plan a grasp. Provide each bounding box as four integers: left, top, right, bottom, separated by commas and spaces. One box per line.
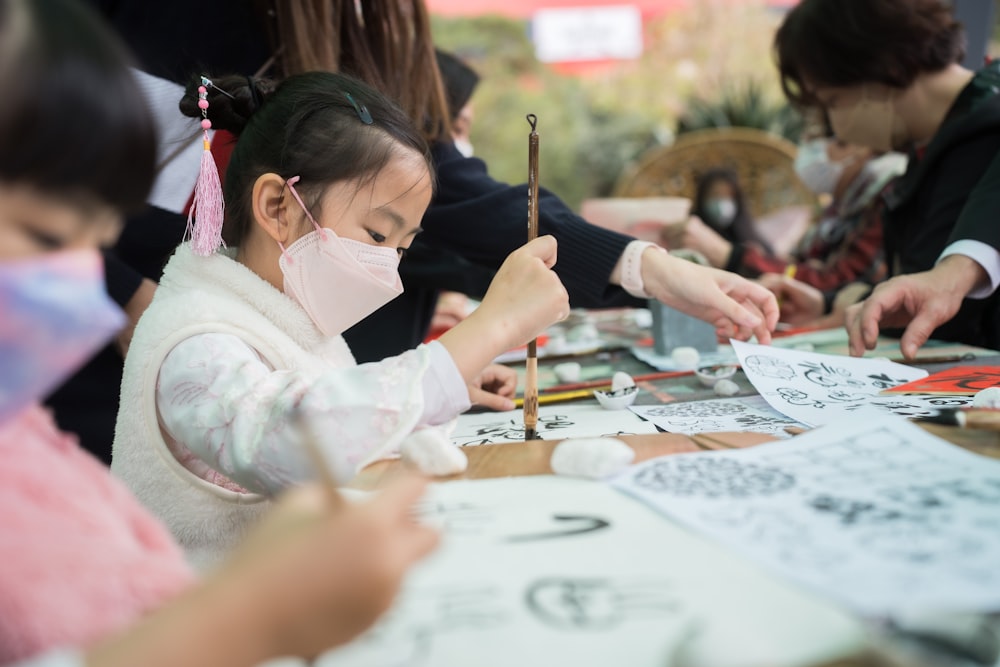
451, 403, 658, 446
630, 328, 852, 372
612, 416, 1000, 617
629, 396, 806, 438
316, 477, 864, 667
731, 340, 930, 426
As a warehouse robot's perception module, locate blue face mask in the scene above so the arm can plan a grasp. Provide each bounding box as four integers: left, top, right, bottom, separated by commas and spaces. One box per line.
0, 249, 124, 423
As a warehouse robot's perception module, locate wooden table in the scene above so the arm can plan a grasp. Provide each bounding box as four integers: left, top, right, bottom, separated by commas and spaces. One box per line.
351, 424, 1000, 490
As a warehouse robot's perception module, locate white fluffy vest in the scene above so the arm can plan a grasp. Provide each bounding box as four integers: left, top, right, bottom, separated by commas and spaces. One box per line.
112, 244, 355, 570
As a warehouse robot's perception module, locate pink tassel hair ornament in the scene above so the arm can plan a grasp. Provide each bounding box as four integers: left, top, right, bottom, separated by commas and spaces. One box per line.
186, 76, 226, 256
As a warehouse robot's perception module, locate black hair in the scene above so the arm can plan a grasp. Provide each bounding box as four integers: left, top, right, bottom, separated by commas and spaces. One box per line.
692, 168, 773, 254
435, 50, 480, 121
180, 71, 434, 246
0, 0, 157, 212
775, 0, 966, 107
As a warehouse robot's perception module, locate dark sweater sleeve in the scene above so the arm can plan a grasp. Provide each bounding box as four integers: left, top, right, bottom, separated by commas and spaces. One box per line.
425, 142, 642, 309
949, 149, 1000, 251
902, 135, 1000, 275
102, 250, 144, 309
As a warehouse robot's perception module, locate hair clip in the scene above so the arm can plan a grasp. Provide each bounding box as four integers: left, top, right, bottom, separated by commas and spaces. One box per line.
344, 92, 374, 125
201, 76, 235, 101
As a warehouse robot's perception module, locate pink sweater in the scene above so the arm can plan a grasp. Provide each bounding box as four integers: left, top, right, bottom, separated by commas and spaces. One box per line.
0, 405, 194, 662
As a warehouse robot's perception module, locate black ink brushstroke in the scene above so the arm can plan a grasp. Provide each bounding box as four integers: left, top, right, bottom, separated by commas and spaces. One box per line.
505, 515, 611, 542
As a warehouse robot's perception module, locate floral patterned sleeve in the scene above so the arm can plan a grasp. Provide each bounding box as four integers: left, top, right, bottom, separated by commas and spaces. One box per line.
155, 333, 468, 495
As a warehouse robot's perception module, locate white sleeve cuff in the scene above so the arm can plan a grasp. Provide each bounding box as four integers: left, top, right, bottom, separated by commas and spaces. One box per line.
420, 341, 472, 425
937, 240, 1000, 299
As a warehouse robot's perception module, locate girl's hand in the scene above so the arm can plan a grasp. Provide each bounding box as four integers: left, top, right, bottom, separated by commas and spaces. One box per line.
474, 235, 569, 351
468, 363, 517, 411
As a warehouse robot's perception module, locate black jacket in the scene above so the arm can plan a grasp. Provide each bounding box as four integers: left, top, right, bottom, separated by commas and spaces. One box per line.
881, 62, 1000, 349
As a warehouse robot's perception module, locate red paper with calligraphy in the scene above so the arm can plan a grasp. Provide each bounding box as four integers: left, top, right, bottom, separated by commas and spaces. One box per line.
880, 366, 1000, 396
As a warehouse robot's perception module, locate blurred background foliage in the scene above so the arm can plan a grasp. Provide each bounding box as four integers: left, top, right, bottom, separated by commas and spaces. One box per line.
676, 80, 805, 140
432, 1, 801, 210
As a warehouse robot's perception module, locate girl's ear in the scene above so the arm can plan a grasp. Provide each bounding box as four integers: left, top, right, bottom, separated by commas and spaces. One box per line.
251, 173, 294, 245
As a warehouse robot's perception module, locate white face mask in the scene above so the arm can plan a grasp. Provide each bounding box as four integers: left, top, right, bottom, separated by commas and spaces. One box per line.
795, 138, 848, 195
453, 138, 474, 158
278, 176, 404, 336
704, 197, 737, 228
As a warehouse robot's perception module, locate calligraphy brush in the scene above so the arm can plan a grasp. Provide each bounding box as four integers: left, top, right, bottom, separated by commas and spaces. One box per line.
914, 408, 1000, 431
524, 113, 540, 441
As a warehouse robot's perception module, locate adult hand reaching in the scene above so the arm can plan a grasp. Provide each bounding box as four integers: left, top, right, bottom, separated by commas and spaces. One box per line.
845, 255, 988, 359
642, 247, 778, 344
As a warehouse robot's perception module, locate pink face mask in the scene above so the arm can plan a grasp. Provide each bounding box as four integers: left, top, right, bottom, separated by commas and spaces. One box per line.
278, 176, 404, 336
0, 250, 125, 423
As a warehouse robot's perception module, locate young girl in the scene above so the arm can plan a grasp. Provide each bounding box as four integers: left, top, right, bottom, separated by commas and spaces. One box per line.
0, 0, 436, 664
111, 71, 569, 566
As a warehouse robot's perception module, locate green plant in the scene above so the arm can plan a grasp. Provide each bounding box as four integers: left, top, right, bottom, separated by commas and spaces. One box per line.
676, 80, 805, 141
430, 3, 794, 209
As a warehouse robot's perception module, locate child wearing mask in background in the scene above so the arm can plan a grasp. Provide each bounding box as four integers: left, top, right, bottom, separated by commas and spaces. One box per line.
664, 169, 774, 267
668, 131, 906, 298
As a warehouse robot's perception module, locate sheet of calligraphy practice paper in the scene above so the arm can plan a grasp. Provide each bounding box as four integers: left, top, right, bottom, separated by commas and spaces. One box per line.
612, 416, 1000, 617
730, 340, 945, 427
451, 403, 658, 446
629, 395, 806, 438
316, 476, 864, 667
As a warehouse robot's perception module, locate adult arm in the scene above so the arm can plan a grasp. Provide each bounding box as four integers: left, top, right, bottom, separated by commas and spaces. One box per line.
425, 142, 640, 308
847, 142, 996, 357
427, 143, 777, 340
102, 251, 156, 356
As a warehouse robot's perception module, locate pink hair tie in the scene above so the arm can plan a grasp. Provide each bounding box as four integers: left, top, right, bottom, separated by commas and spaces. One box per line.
185, 76, 226, 256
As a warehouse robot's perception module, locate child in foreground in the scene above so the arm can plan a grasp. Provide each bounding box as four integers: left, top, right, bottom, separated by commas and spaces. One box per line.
0, 0, 435, 662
